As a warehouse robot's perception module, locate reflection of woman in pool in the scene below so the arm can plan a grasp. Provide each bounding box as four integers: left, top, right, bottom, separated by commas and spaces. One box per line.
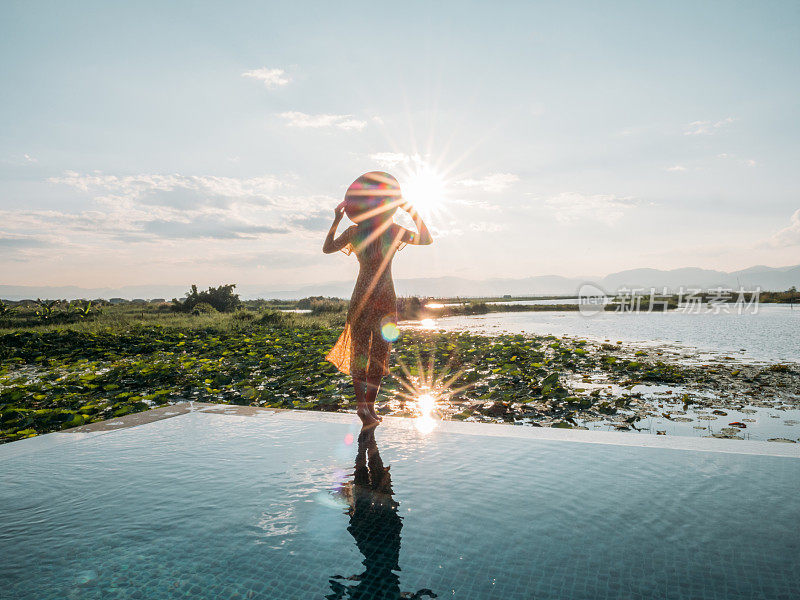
323, 172, 433, 426
327, 427, 437, 600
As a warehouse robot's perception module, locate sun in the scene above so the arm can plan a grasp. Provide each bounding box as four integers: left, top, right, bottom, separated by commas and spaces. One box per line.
401, 166, 446, 215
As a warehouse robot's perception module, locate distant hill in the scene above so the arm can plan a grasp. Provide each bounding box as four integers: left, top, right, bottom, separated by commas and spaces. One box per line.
600, 265, 800, 292
1, 264, 798, 301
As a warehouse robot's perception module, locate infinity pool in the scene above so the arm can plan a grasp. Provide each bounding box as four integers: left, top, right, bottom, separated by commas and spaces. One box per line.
1, 406, 798, 599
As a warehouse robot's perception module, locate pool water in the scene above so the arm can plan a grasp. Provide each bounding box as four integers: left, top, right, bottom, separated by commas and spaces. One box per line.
1, 409, 798, 599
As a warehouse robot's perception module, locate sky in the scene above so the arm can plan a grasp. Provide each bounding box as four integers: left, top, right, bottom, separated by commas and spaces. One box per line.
1, 0, 799, 291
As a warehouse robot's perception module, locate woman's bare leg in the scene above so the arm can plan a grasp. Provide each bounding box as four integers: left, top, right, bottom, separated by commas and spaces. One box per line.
353, 377, 379, 426
365, 375, 383, 421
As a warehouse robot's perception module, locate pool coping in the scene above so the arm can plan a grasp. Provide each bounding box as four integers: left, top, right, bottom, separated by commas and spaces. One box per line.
1, 402, 798, 461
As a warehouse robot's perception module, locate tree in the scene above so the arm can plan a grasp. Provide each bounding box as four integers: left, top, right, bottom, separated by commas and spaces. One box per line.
172, 284, 241, 313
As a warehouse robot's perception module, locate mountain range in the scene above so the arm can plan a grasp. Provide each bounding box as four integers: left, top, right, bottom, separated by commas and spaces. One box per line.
2, 264, 798, 301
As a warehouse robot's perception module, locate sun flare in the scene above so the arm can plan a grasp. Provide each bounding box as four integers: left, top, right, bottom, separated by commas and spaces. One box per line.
401, 166, 446, 215
390, 344, 476, 436
414, 392, 438, 433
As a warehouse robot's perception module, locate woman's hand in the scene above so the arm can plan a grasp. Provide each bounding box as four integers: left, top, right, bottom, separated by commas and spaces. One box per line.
334, 201, 346, 220
323, 202, 351, 253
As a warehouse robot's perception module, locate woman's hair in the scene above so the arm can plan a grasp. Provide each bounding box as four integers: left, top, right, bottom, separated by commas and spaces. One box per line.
344, 171, 402, 224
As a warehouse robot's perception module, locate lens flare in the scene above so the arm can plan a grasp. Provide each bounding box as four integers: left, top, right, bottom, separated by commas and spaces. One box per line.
420, 318, 436, 329
380, 320, 400, 342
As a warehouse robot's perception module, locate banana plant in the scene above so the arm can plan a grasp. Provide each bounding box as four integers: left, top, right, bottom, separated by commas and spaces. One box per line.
69, 300, 97, 318
35, 298, 60, 321
0, 300, 13, 317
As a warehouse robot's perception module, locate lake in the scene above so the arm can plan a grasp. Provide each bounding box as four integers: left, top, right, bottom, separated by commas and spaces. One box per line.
414, 304, 799, 364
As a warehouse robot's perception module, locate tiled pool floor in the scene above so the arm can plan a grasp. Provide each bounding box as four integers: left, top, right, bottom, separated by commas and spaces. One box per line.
1, 405, 798, 599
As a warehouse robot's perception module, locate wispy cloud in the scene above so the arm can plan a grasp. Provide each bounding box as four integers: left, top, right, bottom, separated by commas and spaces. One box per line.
544, 192, 640, 225
2, 171, 332, 248
469, 222, 504, 233
684, 117, 735, 136
279, 111, 366, 130
0, 232, 49, 249
457, 173, 519, 193
49, 171, 286, 200
666, 165, 687, 172
369, 152, 411, 169
769, 209, 800, 247
23, 153, 37, 163
716, 153, 758, 168
242, 67, 290, 88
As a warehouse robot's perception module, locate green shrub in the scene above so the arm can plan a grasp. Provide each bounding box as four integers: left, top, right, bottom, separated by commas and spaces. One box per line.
191, 302, 217, 315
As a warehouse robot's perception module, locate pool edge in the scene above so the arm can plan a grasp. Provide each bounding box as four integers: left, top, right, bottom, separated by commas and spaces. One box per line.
2, 403, 797, 460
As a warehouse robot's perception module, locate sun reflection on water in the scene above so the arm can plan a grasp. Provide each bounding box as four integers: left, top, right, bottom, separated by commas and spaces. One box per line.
413, 391, 438, 433
389, 341, 476, 435
420, 318, 436, 329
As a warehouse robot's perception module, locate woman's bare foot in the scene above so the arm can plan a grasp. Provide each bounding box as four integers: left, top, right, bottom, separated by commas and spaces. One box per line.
357, 405, 380, 426
369, 405, 382, 421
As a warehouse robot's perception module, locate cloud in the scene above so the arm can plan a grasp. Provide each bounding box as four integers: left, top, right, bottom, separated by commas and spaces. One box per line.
469, 222, 504, 233
242, 67, 290, 88
23, 153, 37, 163
369, 152, 411, 169
684, 117, 735, 136
543, 192, 639, 225
770, 209, 800, 247
457, 173, 519, 193
231, 250, 323, 269
1, 171, 332, 247
48, 171, 286, 207
279, 111, 366, 131
367, 152, 432, 170
0, 233, 49, 249
140, 215, 288, 240
287, 211, 332, 232
666, 165, 687, 172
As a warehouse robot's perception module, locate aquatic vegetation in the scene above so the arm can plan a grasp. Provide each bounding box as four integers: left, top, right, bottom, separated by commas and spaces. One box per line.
0, 323, 582, 441
1, 311, 798, 443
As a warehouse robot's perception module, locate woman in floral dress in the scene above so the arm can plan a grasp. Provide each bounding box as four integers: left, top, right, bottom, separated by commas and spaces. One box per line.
323, 171, 433, 425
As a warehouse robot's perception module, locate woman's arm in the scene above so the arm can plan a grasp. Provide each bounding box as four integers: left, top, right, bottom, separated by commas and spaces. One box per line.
322, 202, 353, 254
396, 203, 433, 245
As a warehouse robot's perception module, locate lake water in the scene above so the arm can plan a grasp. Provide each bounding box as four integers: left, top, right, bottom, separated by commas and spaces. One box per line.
416, 304, 799, 364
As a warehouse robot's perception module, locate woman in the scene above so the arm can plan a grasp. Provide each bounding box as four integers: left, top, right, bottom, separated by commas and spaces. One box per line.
323, 171, 433, 426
